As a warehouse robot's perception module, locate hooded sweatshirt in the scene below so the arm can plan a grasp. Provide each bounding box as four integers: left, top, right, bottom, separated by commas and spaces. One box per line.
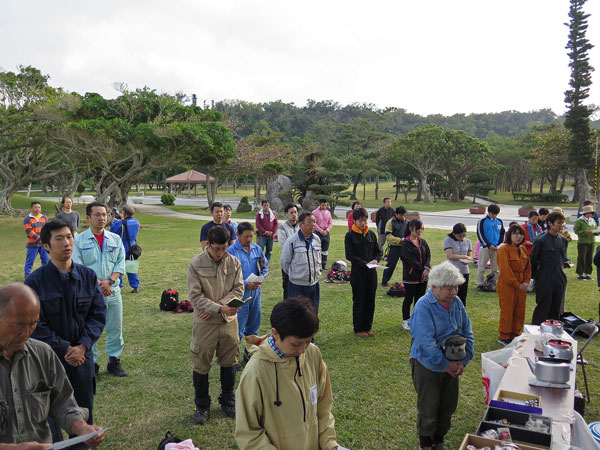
235, 338, 338, 450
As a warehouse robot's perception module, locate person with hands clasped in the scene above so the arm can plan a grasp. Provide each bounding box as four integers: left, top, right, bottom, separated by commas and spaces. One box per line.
409, 262, 474, 450
345, 207, 383, 337
574, 204, 599, 281
496, 224, 531, 346
400, 219, 431, 331
443, 223, 472, 307
187, 226, 244, 425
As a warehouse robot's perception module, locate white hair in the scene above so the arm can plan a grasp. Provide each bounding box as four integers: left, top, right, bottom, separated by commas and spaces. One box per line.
429, 261, 465, 287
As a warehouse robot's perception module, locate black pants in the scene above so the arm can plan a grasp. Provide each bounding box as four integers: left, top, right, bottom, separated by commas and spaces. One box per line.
282, 269, 289, 300
382, 245, 401, 285
531, 277, 566, 325
457, 273, 469, 307
403, 282, 427, 320
50, 351, 95, 448
320, 232, 330, 269
351, 268, 377, 333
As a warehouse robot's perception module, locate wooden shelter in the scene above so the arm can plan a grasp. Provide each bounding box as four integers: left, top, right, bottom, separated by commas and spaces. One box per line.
165, 170, 215, 197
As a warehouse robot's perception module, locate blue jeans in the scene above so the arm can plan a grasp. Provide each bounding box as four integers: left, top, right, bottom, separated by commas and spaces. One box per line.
258, 235, 274, 262
92, 289, 124, 362
25, 246, 49, 276
119, 272, 140, 289
237, 289, 262, 339
288, 282, 320, 315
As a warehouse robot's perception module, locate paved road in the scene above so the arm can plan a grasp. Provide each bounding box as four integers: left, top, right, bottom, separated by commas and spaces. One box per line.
36, 195, 582, 234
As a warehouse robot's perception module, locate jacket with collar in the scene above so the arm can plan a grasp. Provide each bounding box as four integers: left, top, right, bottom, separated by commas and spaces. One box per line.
400, 237, 431, 284
477, 215, 505, 248
344, 227, 382, 271
280, 231, 322, 286
235, 338, 338, 450
187, 251, 244, 324
278, 220, 300, 247
73, 228, 126, 283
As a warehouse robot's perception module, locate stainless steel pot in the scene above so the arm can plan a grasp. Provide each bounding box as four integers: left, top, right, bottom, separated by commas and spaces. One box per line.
527, 357, 570, 384
540, 320, 564, 335
543, 339, 573, 361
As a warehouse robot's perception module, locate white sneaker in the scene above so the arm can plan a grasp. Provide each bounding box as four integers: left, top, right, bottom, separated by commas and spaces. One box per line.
402, 319, 411, 330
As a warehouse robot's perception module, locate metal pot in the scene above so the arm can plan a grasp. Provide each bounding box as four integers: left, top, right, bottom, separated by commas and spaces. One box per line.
543, 339, 573, 361
526, 357, 570, 384
540, 320, 564, 335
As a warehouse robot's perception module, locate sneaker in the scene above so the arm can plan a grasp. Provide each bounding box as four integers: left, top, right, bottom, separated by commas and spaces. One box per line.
106, 359, 128, 377
498, 338, 512, 346
585, 275, 594, 281
402, 320, 410, 331
433, 443, 449, 450
578, 275, 587, 280
194, 407, 210, 425
220, 402, 236, 418
131, 287, 139, 293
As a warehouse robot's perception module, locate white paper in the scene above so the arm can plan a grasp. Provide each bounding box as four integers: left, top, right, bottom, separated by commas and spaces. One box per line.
367, 264, 387, 269
48, 427, 109, 449
245, 273, 264, 282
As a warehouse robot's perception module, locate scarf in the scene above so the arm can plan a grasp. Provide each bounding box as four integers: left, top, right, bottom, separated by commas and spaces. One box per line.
259, 208, 276, 222
352, 223, 368, 237
525, 221, 542, 243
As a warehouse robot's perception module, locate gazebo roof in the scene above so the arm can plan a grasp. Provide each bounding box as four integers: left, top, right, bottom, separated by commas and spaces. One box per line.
165, 170, 215, 183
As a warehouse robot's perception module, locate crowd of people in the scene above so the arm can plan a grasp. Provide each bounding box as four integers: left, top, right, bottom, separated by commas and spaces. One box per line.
2, 194, 589, 449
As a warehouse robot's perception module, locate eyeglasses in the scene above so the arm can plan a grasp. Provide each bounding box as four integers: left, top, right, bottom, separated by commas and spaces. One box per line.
91, 213, 107, 218
209, 245, 228, 253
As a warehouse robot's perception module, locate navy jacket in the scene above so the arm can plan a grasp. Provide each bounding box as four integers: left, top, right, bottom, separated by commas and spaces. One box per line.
25, 260, 106, 358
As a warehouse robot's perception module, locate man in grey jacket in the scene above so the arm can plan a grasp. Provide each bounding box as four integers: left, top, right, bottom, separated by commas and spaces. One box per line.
277, 204, 300, 300
280, 212, 322, 314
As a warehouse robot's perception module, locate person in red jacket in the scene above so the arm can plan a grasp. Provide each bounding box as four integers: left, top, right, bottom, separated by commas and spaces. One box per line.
255, 200, 278, 262
523, 210, 543, 255
23, 201, 49, 278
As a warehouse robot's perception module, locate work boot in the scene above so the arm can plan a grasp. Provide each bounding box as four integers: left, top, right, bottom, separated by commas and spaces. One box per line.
106, 359, 128, 377
193, 372, 210, 425
219, 366, 236, 418
321, 256, 328, 271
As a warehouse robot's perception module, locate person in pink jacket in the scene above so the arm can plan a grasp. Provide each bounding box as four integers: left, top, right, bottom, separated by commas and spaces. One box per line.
312, 199, 333, 270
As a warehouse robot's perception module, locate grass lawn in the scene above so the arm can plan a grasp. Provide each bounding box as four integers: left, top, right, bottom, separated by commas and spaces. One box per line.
1, 197, 599, 449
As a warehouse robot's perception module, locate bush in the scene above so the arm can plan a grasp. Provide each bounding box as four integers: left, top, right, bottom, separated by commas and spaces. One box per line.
161, 194, 175, 206
237, 200, 252, 213
239, 196, 249, 204
512, 192, 569, 203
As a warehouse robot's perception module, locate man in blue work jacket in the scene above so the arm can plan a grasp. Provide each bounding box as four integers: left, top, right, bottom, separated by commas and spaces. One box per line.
73, 202, 128, 377
227, 222, 269, 358
25, 219, 106, 448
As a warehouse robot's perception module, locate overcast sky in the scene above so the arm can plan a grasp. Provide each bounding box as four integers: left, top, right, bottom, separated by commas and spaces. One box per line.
1, 0, 599, 116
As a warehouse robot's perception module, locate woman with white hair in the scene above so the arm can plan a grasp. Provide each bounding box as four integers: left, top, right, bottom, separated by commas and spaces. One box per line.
409, 261, 474, 450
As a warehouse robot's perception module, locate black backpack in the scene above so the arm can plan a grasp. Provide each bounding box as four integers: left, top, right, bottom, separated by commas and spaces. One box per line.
387, 283, 405, 297
157, 431, 182, 450
160, 289, 179, 312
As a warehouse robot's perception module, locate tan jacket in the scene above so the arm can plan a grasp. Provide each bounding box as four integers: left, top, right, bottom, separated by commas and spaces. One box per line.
235, 338, 338, 450
187, 251, 244, 324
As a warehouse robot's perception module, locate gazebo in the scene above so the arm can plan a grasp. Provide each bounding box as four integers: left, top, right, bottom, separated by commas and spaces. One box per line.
165, 170, 215, 197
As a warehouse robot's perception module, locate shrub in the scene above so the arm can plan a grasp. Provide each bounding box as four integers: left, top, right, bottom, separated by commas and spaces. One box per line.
237, 198, 252, 213
161, 194, 175, 206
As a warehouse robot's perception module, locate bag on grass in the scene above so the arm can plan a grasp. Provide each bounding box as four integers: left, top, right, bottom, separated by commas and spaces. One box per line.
481, 346, 516, 404
387, 283, 405, 297
157, 431, 182, 450
160, 289, 179, 312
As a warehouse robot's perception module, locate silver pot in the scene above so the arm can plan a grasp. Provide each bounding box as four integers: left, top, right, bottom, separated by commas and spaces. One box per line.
540, 320, 564, 335
527, 357, 570, 384
543, 339, 573, 361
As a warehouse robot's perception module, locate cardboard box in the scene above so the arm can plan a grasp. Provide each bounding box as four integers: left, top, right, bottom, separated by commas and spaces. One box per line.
459, 433, 546, 450
497, 390, 542, 408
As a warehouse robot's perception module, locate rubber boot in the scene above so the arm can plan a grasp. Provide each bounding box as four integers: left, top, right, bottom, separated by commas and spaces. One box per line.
193, 371, 210, 425
219, 366, 236, 418
321, 255, 328, 270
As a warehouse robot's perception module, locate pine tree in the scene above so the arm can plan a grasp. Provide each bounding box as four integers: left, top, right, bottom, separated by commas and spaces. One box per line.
564, 0, 595, 205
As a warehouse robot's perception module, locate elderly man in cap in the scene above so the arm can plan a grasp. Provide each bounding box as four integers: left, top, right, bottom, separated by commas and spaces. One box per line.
409, 261, 474, 450
0, 284, 104, 449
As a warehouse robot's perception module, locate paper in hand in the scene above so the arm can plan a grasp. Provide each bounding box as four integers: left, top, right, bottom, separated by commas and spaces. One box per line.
245, 273, 264, 282
48, 427, 109, 449
366, 263, 387, 269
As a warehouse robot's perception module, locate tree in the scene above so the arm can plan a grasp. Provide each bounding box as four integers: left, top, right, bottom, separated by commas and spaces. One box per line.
439, 129, 493, 202
389, 125, 447, 203
564, 0, 595, 205
530, 124, 570, 194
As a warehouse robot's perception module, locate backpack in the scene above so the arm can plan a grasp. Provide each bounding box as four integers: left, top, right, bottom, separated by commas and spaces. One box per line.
387, 282, 405, 297
160, 289, 179, 311
483, 272, 497, 292
157, 431, 182, 450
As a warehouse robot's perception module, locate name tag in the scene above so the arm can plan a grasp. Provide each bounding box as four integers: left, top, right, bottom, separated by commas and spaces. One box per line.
310, 384, 318, 405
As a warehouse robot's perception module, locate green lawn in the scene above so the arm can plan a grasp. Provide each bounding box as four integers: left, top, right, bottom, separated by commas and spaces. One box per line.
1, 200, 599, 449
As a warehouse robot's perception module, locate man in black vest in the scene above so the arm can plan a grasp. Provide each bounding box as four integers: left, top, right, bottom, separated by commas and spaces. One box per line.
382, 206, 408, 286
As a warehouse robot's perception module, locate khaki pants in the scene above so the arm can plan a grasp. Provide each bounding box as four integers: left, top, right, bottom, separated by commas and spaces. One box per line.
476, 246, 498, 286
190, 318, 239, 374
